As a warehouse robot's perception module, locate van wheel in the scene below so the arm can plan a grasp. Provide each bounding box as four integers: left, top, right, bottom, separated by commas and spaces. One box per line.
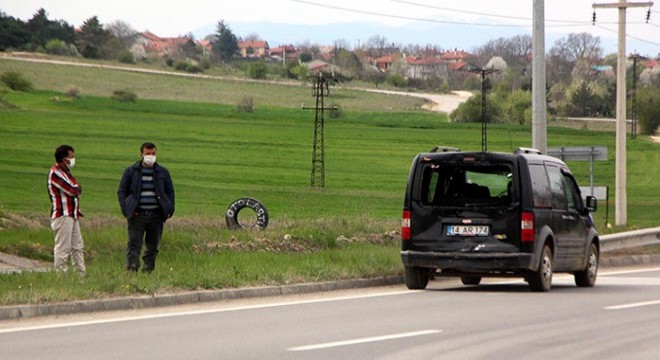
528, 245, 553, 292
404, 267, 429, 290
460, 276, 481, 285
575, 243, 599, 287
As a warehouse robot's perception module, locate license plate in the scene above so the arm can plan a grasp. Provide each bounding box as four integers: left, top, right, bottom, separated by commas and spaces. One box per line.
446, 225, 489, 236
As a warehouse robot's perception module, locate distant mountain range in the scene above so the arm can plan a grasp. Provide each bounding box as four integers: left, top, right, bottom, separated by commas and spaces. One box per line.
192, 20, 650, 56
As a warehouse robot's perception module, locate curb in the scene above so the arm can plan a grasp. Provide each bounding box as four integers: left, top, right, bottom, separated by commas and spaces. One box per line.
600, 254, 660, 268
3, 255, 660, 321
0, 275, 404, 321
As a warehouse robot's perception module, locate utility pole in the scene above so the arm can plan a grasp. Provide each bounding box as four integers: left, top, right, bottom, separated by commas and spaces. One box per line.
302, 73, 337, 187
532, 0, 547, 154
592, 0, 653, 226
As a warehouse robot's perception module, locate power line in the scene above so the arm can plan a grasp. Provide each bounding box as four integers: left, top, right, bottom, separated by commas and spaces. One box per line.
291, 0, 536, 28
596, 24, 660, 47
389, 0, 584, 24
292, 0, 639, 28
291, 0, 660, 47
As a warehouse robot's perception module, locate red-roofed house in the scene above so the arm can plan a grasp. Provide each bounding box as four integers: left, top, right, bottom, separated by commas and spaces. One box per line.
238, 40, 269, 58
270, 45, 298, 62
133, 31, 196, 58
405, 55, 449, 80
374, 54, 396, 72
196, 39, 213, 56
441, 49, 474, 63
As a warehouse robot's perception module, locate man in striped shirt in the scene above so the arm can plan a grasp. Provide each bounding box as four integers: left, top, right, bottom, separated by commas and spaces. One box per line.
47, 145, 86, 274
118, 142, 175, 272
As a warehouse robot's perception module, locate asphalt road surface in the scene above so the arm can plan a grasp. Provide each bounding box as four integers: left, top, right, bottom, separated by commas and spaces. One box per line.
3, 266, 660, 360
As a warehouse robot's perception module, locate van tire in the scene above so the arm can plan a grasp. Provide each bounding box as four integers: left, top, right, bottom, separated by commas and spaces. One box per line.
460, 276, 481, 285
575, 243, 599, 287
528, 245, 553, 292
404, 267, 429, 290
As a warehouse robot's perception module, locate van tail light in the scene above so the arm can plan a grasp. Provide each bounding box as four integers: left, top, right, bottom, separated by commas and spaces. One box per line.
521, 211, 534, 242
402, 210, 411, 240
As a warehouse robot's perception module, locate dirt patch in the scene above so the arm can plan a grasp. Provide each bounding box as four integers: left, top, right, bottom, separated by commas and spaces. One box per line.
651, 136, 660, 144
0, 213, 48, 230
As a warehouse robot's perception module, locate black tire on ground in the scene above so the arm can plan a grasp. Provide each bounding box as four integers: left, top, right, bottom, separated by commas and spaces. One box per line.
225, 198, 269, 230
404, 267, 429, 290
460, 276, 482, 286
575, 242, 599, 287
528, 244, 553, 292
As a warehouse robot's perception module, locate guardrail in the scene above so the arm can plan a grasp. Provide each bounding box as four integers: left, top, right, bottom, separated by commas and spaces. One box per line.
600, 227, 660, 252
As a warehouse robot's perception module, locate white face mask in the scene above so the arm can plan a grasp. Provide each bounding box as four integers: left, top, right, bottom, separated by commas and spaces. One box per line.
142, 155, 156, 167
67, 157, 76, 168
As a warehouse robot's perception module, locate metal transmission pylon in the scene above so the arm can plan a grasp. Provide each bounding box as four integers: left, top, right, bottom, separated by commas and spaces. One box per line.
302, 72, 337, 188
468, 66, 498, 152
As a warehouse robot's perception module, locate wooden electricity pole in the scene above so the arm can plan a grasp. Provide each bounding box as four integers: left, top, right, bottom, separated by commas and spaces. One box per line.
592, 0, 653, 226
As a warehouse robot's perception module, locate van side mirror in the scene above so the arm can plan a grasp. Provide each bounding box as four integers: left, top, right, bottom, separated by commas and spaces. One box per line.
585, 196, 597, 212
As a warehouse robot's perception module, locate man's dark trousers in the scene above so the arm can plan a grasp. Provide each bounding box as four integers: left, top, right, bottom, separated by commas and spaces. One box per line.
127, 211, 164, 272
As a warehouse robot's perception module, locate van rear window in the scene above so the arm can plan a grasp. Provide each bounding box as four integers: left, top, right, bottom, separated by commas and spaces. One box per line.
420, 164, 513, 206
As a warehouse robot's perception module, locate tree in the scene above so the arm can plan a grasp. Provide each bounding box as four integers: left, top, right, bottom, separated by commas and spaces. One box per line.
212, 20, 238, 62
0, 11, 30, 51
637, 88, 660, 135
26, 8, 75, 48
569, 81, 596, 116
365, 35, 387, 57
244, 33, 261, 42
76, 16, 112, 59
107, 20, 137, 49
335, 48, 362, 77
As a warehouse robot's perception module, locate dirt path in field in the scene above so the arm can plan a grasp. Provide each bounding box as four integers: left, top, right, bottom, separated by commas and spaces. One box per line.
349, 88, 472, 114
1, 53, 470, 114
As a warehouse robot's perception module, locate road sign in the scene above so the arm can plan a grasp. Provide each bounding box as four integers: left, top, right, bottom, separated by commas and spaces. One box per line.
579, 186, 608, 200
547, 146, 608, 161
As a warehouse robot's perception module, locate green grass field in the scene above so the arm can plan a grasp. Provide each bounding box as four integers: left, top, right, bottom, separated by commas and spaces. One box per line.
0, 60, 658, 305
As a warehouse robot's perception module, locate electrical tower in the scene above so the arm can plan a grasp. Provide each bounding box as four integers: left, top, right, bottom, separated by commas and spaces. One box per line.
303, 72, 337, 188
468, 67, 498, 152
630, 54, 639, 139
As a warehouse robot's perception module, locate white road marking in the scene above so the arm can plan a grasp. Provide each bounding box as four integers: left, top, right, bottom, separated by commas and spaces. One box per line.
599, 267, 660, 276
287, 329, 442, 351
0, 290, 417, 334
605, 299, 660, 310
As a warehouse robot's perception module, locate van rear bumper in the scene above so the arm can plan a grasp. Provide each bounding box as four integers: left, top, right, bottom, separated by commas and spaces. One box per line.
401, 250, 535, 272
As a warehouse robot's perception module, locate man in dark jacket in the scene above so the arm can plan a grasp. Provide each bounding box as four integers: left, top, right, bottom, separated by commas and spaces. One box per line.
117, 142, 175, 272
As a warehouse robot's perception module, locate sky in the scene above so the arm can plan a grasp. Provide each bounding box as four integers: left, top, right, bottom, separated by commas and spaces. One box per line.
3, 0, 659, 55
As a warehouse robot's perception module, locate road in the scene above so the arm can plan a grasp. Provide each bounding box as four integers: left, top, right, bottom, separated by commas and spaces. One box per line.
2, 267, 660, 359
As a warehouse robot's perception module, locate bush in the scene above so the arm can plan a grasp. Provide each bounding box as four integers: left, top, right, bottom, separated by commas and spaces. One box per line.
117, 50, 135, 64
111, 90, 137, 102
165, 58, 175, 67
174, 61, 189, 71
236, 96, 255, 113
200, 57, 212, 70
386, 73, 408, 88
65, 85, 81, 99
637, 88, 660, 135
247, 61, 267, 79
449, 93, 500, 123
1, 71, 33, 92
186, 64, 203, 73
45, 39, 69, 56
504, 90, 532, 125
